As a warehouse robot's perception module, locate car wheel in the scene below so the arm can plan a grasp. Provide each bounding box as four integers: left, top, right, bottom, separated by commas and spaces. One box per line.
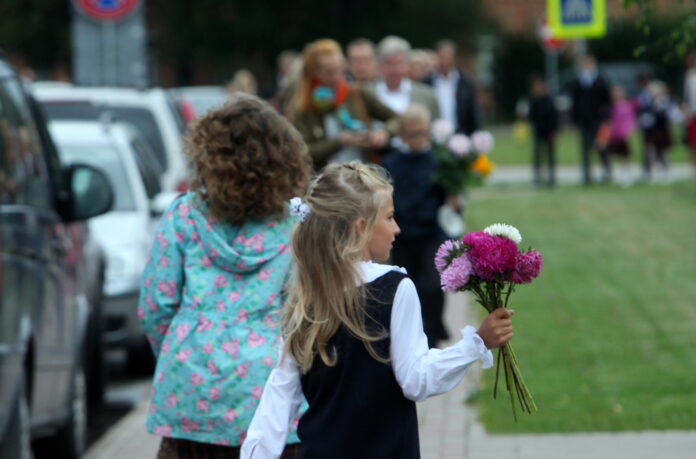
53, 363, 88, 459
18, 389, 32, 459
86, 275, 107, 405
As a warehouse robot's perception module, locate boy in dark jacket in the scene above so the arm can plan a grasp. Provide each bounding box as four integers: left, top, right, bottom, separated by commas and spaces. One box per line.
382, 103, 449, 347
528, 76, 559, 187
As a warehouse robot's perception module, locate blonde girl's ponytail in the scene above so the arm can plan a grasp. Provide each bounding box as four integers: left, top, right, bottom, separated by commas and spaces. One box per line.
282, 162, 393, 372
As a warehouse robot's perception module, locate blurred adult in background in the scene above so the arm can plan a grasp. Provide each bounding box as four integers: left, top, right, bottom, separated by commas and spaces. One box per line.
409, 49, 434, 84
346, 38, 379, 84
291, 39, 396, 169
684, 48, 696, 176
570, 54, 611, 185
365, 35, 440, 119
424, 39, 481, 135
259, 50, 299, 100
527, 75, 559, 187
226, 69, 258, 96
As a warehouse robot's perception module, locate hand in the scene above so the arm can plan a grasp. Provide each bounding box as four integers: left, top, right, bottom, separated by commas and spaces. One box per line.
477, 308, 515, 349
338, 131, 371, 148
366, 129, 389, 148
446, 195, 461, 211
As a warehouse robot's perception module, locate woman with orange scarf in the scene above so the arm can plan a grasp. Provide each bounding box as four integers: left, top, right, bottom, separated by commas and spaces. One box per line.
291, 39, 397, 169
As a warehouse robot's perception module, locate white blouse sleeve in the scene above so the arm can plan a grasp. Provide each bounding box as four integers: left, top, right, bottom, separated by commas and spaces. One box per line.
390, 277, 494, 402
241, 350, 303, 459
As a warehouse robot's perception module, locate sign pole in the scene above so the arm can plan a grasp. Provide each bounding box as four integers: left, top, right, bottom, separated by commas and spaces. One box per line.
545, 49, 559, 95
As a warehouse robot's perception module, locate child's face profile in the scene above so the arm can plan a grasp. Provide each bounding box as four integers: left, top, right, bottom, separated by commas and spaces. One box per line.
399, 119, 431, 153
363, 192, 400, 262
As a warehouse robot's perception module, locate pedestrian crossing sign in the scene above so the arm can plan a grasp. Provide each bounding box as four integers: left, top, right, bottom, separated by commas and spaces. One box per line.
547, 0, 606, 39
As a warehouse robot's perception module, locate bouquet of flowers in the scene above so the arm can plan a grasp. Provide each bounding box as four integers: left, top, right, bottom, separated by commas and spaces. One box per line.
430, 119, 495, 195
435, 223, 542, 420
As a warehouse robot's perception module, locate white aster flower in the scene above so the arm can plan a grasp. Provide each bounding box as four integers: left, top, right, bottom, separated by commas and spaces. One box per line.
471, 130, 494, 153
483, 223, 522, 244
431, 119, 455, 144
447, 134, 471, 156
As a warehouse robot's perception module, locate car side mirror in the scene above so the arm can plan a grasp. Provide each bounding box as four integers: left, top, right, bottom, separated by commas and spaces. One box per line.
63, 163, 114, 221
150, 191, 180, 217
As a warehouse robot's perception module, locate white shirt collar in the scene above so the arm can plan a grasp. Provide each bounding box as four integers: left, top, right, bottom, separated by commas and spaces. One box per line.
435, 69, 459, 83
358, 261, 407, 283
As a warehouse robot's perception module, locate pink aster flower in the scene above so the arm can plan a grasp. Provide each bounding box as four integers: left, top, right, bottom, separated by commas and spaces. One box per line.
508, 250, 544, 284
467, 234, 519, 281
461, 230, 491, 248
440, 255, 473, 292
434, 239, 463, 273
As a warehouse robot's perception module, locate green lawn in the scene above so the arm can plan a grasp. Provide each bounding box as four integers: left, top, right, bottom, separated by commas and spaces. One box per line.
463, 180, 696, 433
489, 123, 691, 166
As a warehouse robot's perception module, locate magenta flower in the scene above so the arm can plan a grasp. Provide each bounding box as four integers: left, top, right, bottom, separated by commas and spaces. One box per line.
461, 230, 491, 248
467, 234, 518, 280
434, 239, 463, 273
509, 250, 544, 284
440, 255, 473, 292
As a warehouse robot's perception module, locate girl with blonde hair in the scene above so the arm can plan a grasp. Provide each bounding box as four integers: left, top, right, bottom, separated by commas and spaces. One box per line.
242, 162, 514, 459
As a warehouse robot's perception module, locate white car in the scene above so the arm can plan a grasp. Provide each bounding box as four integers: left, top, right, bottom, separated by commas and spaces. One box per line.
169, 85, 229, 121
48, 120, 176, 368
33, 83, 188, 193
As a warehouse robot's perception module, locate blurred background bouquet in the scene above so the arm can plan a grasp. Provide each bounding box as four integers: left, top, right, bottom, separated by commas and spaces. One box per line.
431, 119, 495, 196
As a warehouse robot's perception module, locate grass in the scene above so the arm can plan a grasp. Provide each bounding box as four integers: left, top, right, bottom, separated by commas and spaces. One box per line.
463, 180, 696, 433
489, 123, 692, 166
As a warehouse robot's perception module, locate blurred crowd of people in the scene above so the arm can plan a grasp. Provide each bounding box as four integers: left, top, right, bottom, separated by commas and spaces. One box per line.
525, 51, 696, 188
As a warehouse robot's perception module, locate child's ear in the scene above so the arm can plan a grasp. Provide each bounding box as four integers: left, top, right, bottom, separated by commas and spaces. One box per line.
354, 217, 367, 239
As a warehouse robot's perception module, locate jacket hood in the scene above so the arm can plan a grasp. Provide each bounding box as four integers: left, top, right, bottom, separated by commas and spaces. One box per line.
176, 193, 295, 274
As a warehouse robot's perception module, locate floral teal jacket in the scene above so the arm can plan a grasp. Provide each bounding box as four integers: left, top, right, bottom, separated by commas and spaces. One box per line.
138, 192, 301, 446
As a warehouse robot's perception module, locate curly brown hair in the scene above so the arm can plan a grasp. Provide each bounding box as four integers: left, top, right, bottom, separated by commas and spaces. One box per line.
185, 93, 312, 225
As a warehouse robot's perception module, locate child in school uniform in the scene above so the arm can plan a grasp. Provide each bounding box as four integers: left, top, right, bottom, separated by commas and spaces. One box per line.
241, 161, 514, 459
381, 103, 450, 348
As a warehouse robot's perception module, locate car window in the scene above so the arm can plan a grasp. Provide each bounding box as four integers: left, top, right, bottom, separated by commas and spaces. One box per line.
54, 144, 136, 212
130, 137, 162, 200
0, 78, 52, 210
42, 102, 168, 172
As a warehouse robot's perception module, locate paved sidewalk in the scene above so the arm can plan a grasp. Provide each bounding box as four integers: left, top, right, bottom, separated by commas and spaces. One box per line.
488, 163, 693, 185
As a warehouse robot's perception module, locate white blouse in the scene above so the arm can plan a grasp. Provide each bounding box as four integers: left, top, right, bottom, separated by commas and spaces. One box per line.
240, 262, 493, 459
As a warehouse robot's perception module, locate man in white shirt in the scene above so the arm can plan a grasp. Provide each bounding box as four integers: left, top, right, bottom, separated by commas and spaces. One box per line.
425, 39, 481, 135
365, 35, 441, 119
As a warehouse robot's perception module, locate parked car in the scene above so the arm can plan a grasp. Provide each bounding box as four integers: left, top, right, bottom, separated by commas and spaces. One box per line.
25, 93, 110, 406
169, 85, 229, 123
47, 119, 174, 371
0, 56, 114, 459
31, 83, 189, 193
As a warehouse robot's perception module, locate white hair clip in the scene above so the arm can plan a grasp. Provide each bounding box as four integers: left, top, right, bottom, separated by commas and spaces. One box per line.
289, 197, 311, 222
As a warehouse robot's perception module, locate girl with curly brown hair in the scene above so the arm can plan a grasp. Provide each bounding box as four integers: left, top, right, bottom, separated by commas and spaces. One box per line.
139, 93, 311, 459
